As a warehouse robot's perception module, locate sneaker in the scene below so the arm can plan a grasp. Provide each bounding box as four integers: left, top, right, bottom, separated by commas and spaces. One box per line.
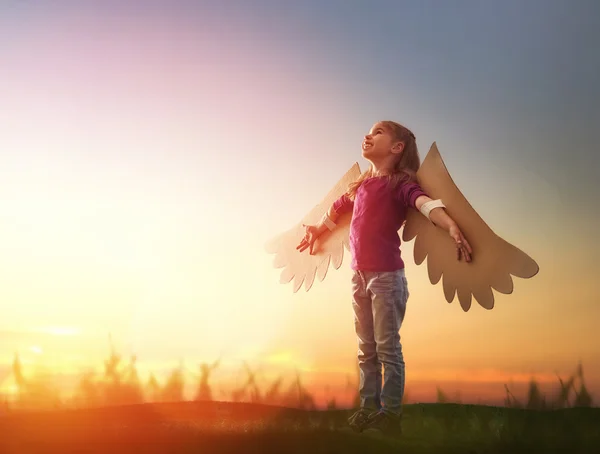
362, 410, 402, 437
346, 408, 378, 432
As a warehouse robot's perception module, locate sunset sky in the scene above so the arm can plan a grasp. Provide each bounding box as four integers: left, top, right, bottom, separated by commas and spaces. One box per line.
1, 0, 599, 407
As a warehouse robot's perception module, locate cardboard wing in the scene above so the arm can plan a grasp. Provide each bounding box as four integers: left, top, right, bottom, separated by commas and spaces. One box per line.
266, 142, 539, 311
402, 142, 539, 311
264, 163, 361, 292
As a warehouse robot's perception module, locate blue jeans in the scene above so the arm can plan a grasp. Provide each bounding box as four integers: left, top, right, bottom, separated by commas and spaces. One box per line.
351, 269, 409, 417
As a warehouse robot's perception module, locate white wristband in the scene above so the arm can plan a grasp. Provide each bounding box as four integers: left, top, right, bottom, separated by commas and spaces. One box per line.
420, 199, 446, 221
321, 213, 337, 231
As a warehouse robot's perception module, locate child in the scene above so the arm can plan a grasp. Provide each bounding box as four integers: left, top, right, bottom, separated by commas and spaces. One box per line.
296, 121, 472, 436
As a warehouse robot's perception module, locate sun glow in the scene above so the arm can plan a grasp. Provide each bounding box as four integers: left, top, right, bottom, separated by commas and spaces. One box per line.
39, 327, 81, 337
29, 345, 43, 355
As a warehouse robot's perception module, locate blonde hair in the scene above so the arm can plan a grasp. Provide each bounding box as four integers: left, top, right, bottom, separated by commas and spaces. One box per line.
346, 120, 421, 200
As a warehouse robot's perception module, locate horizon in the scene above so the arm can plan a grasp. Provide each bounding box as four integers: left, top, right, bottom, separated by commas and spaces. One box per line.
2, 339, 593, 409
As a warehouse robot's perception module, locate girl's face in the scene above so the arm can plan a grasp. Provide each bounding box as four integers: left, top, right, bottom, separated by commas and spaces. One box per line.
362, 123, 396, 160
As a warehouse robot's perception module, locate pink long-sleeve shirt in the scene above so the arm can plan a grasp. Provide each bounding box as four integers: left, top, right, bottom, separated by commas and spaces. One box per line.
332, 176, 428, 271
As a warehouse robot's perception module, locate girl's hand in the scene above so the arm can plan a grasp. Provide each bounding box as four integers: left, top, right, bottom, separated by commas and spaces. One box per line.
449, 223, 472, 262
296, 224, 319, 255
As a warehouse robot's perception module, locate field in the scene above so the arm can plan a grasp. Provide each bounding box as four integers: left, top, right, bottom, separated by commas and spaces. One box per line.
1, 401, 599, 454
3, 349, 598, 453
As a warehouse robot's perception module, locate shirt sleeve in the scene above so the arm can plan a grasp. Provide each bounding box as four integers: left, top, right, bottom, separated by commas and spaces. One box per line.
396, 181, 429, 210
332, 193, 354, 215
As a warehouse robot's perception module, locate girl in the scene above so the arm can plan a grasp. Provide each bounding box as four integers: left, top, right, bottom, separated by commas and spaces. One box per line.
296, 121, 472, 436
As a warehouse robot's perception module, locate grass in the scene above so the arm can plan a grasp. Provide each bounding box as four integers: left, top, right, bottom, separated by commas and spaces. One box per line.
1, 400, 599, 454
2, 342, 598, 452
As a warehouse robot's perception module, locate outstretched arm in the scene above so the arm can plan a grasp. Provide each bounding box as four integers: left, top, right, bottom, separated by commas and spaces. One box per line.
296, 204, 342, 255
415, 195, 473, 262
415, 195, 453, 230
313, 204, 342, 237
297, 193, 353, 254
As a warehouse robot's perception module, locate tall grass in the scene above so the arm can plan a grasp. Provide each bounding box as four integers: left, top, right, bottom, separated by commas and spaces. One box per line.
435, 361, 594, 409
508, 361, 593, 409
1, 340, 324, 412
1, 339, 595, 413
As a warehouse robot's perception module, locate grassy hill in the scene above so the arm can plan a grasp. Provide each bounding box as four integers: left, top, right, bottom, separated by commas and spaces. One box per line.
1, 400, 599, 454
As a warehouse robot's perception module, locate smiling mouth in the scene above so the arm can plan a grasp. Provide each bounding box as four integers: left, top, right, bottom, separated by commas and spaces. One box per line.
362, 143, 373, 150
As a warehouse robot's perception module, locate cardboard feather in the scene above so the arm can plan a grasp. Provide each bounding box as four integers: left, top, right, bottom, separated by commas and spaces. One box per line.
264, 163, 361, 292
266, 142, 539, 311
